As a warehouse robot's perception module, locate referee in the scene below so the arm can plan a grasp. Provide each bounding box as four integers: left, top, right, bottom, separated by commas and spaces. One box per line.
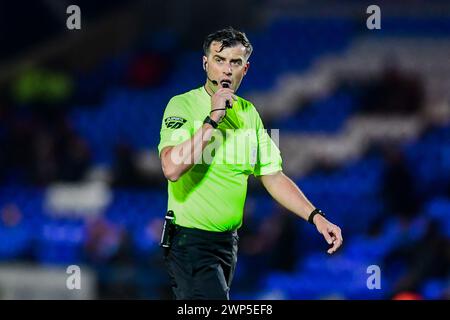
158, 27, 343, 300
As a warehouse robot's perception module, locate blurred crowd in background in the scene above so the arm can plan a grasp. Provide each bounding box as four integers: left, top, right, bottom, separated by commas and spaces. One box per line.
0, 0, 449, 299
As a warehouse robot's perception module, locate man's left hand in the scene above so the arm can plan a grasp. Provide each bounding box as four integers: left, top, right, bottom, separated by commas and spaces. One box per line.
313, 215, 343, 254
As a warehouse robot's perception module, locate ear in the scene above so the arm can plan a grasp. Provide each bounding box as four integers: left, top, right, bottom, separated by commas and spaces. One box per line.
202, 56, 208, 71
243, 61, 250, 76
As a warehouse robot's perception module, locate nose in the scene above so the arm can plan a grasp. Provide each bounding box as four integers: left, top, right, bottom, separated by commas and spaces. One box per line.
223, 63, 232, 76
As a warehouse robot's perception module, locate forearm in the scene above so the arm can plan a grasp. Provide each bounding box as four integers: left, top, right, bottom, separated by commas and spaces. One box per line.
161, 123, 215, 181
261, 172, 315, 221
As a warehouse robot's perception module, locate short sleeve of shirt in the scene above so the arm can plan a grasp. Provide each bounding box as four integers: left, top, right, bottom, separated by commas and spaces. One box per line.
253, 111, 283, 176
158, 96, 194, 156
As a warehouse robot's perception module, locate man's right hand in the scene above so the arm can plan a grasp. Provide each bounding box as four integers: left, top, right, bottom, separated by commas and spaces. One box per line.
210, 88, 237, 123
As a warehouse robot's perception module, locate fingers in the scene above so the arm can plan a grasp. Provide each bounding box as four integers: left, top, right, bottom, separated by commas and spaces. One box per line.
216, 94, 237, 109
321, 228, 333, 245
212, 89, 237, 110
217, 88, 234, 93
222, 94, 237, 103
326, 225, 343, 255
216, 89, 237, 101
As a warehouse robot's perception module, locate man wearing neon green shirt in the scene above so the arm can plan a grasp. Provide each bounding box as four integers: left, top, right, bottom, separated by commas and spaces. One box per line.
158, 27, 343, 300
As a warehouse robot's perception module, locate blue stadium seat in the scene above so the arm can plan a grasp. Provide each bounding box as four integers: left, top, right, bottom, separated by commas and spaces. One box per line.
424, 198, 450, 237
421, 279, 448, 299
35, 219, 86, 265
272, 90, 358, 133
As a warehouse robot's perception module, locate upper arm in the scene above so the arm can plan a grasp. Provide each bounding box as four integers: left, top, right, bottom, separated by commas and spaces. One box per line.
158, 97, 194, 156
253, 111, 283, 177
259, 170, 283, 186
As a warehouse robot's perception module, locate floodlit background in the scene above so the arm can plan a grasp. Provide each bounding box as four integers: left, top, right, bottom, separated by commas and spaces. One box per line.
0, 0, 449, 299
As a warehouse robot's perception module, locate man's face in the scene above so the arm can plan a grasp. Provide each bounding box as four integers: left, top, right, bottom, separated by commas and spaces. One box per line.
203, 41, 250, 93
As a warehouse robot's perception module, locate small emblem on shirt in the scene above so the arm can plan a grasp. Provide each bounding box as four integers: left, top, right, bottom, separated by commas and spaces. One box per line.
165, 116, 187, 129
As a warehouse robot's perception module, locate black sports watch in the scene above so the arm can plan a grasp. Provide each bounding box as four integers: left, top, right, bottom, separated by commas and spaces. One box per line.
308, 208, 325, 225
203, 116, 218, 129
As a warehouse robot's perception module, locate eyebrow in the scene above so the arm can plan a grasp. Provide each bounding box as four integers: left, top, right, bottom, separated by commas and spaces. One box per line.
213, 55, 243, 63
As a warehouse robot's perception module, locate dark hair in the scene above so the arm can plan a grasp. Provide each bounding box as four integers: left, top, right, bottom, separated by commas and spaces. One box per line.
203, 27, 253, 59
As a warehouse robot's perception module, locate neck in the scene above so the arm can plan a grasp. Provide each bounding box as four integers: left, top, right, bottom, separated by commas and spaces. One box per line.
204, 81, 215, 96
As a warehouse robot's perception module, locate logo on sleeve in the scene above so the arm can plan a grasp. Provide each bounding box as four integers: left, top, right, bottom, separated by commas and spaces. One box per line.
165, 116, 187, 129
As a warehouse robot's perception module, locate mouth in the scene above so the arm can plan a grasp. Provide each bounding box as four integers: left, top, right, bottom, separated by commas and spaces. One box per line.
220, 79, 232, 88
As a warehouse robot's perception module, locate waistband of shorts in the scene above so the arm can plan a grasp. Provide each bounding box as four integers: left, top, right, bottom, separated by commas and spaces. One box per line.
174, 224, 237, 238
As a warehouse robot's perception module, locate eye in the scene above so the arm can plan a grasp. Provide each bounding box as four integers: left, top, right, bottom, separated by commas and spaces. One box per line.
215, 57, 223, 63
232, 60, 242, 66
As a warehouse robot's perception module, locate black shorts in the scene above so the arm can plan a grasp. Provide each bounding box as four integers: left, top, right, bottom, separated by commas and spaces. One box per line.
164, 225, 239, 300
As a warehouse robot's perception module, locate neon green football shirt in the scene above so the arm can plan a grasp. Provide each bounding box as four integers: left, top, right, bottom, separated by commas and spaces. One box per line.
158, 86, 282, 232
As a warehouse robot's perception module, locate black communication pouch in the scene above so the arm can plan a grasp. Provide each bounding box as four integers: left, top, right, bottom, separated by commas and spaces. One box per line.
160, 210, 175, 248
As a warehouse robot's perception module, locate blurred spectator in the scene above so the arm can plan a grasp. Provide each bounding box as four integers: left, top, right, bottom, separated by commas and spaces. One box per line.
57, 132, 91, 182
0, 109, 91, 185
84, 217, 124, 264
262, 210, 299, 272
385, 220, 450, 297
84, 216, 138, 299
392, 291, 423, 300
126, 52, 169, 88
0, 204, 32, 260
31, 128, 59, 184
381, 144, 419, 221
133, 217, 164, 259
112, 142, 143, 187
237, 207, 299, 293
1, 203, 23, 228
361, 62, 424, 114
10, 68, 74, 107
0, 101, 9, 183
132, 217, 173, 299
